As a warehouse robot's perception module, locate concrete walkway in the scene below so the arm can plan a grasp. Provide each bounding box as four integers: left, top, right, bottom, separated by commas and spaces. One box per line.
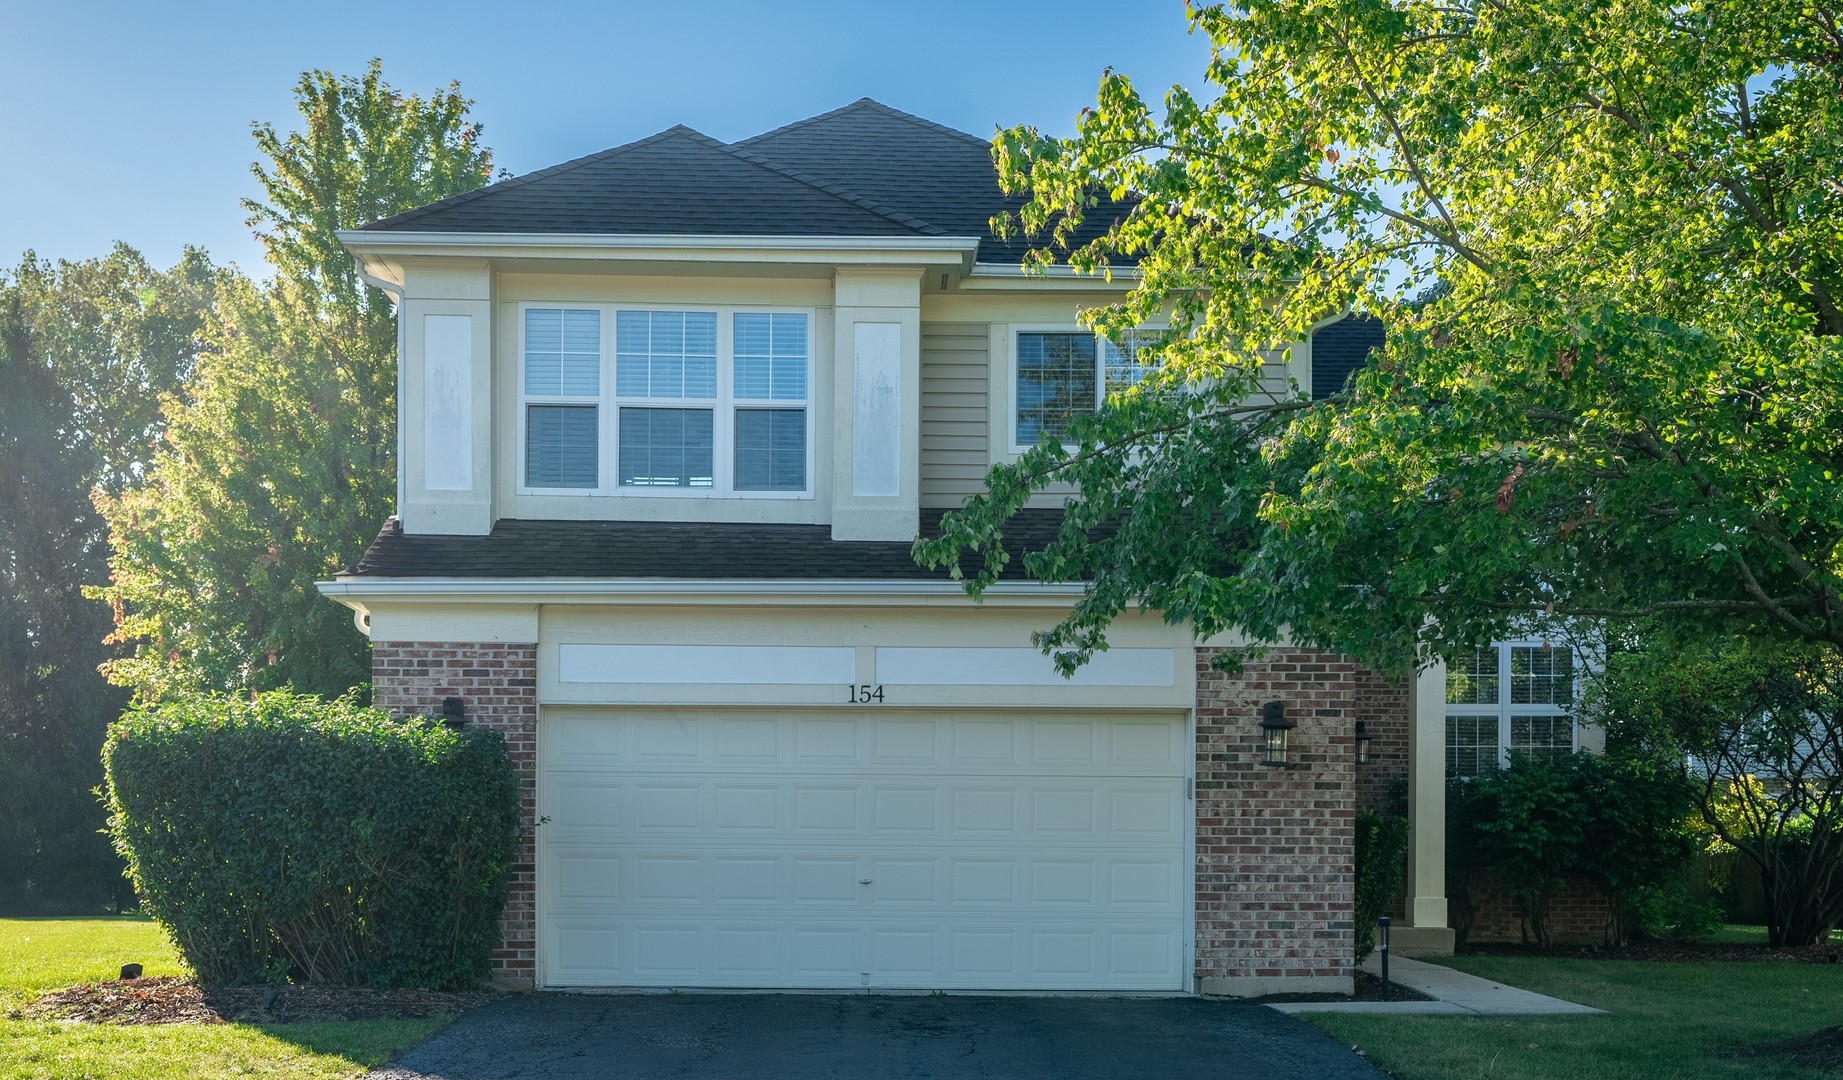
1267, 954, 1605, 1016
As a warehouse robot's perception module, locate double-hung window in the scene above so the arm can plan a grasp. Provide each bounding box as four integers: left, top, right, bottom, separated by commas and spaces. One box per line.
1013, 328, 1162, 447
519, 305, 812, 496
1445, 642, 1578, 777
523, 309, 602, 489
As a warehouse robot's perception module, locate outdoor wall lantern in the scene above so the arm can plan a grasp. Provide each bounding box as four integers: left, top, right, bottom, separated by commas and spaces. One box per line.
1355, 720, 1373, 766
440, 696, 467, 729
1258, 700, 1295, 767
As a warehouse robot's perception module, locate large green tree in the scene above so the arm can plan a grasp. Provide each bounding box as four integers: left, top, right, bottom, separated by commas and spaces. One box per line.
919, 1, 1843, 678
0, 245, 218, 912
96, 62, 497, 700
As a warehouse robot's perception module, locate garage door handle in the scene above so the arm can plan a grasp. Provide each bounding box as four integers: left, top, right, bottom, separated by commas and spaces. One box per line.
859, 879, 874, 885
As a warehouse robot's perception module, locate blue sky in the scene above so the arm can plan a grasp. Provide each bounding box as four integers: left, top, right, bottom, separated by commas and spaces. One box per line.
1, 1, 1210, 275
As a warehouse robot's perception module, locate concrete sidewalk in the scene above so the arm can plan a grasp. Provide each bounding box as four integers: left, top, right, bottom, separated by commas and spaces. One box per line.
1267, 954, 1605, 1016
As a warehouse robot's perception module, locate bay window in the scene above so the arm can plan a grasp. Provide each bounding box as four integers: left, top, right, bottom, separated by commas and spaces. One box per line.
519, 305, 812, 496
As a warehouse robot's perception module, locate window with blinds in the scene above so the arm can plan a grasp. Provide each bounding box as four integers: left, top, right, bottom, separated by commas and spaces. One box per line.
1015, 328, 1164, 446
523, 309, 601, 489
519, 305, 811, 496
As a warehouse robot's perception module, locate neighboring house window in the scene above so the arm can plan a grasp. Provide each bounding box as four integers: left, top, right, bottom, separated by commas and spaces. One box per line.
1444, 642, 1577, 777
1014, 329, 1160, 446
519, 305, 812, 496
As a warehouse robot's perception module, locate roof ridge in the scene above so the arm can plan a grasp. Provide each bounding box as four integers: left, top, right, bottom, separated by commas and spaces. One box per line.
676, 126, 949, 237
739, 97, 994, 151
360, 125, 712, 231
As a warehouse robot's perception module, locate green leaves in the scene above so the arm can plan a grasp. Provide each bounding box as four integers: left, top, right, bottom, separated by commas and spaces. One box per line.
1354, 811, 1411, 960
1448, 753, 1698, 946
927, 1, 1843, 675
0, 246, 217, 913
103, 692, 520, 988
95, 63, 498, 702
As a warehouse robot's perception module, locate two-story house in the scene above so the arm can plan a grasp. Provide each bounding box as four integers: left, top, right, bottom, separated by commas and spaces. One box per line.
320, 99, 1529, 996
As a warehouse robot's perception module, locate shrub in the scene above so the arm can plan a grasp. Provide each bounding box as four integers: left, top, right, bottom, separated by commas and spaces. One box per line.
1631, 877, 1728, 940
104, 691, 520, 988
1354, 811, 1411, 961
1447, 753, 1699, 946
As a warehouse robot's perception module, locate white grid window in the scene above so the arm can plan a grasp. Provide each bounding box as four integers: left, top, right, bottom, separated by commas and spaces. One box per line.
1445, 642, 1578, 776
523, 308, 601, 489
518, 305, 813, 498
1015, 328, 1163, 446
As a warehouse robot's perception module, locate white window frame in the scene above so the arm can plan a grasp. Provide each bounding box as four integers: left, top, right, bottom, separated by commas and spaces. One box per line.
1444, 640, 1582, 777
1008, 324, 1166, 452
516, 302, 816, 499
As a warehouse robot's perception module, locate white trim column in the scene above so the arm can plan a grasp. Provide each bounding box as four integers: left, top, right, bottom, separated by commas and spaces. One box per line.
399, 264, 494, 535
830, 268, 922, 541
1402, 658, 1456, 954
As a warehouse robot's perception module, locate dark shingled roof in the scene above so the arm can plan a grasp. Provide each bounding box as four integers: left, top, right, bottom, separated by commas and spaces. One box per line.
343, 509, 1074, 582
737, 99, 1134, 266
1311, 314, 1386, 400
359, 99, 1135, 265
363, 125, 940, 237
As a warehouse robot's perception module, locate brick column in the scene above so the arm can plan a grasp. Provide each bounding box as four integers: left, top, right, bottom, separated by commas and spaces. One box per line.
1194, 649, 1357, 996
373, 641, 538, 990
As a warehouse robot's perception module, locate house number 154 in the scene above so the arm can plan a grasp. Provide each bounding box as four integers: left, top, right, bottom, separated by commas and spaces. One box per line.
846, 684, 886, 703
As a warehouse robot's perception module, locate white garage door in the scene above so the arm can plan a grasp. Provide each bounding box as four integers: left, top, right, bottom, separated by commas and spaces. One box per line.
537, 709, 1189, 990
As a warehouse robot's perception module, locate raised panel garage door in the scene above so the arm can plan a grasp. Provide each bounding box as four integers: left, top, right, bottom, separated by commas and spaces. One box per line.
537, 709, 1189, 990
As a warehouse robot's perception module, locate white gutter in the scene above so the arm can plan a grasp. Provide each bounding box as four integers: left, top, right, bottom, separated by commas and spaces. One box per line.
336, 229, 978, 261
317, 576, 1087, 607
959, 262, 1141, 291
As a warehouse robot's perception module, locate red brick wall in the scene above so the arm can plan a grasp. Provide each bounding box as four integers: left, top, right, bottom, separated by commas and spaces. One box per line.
1353, 670, 1411, 816
1462, 870, 1613, 946
1194, 649, 1358, 991
372, 641, 538, 989
1352, 670, 1413, 918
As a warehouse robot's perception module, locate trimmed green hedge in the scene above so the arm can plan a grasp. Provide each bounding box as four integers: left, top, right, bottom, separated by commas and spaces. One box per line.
103, 692, 520, 988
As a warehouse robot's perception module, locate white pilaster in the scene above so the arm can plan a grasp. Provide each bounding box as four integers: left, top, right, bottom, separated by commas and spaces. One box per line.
1405, 657, 1454, 943
399, 264, 493, 535
830, 268, 922, 541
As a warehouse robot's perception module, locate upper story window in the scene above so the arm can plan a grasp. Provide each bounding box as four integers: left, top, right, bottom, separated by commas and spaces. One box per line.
1445, 642, 1578, 777
519, 305, 813, 497
1013, 328, 1161, 447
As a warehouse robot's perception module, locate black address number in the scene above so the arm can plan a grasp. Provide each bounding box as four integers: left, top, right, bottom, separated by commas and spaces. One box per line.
846, 683, 886, 704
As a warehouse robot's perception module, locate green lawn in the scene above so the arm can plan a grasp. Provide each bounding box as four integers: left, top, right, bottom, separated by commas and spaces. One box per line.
1704, 923, 1843, 946
1310, 948, 1843, 1080
0, 918, 450, 1080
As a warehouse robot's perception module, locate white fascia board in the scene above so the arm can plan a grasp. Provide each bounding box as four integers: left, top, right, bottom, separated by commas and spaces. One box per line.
959, 262, 1142, 290
316, 576, 1088, 609
335, 230, 979, 268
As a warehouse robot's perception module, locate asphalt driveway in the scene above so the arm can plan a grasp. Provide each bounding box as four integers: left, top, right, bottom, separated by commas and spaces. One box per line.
366, 992, 1385, 1079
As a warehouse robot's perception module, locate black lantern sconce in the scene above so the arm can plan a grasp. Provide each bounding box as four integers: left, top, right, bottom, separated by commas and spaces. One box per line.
1355, 720, 1373, 766
440, 696, 468, 729
1258, 700, 1295, 767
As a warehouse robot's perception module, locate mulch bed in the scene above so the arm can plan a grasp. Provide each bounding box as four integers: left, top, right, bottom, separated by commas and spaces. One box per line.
1251, 970, 1436, 1005
1741, 1024, 1843, 1073
1458, 939, 1843, 964
18, 976, 498, 1025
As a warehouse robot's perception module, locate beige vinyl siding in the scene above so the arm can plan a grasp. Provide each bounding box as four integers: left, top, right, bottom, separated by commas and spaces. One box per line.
921, 322, 991, 508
